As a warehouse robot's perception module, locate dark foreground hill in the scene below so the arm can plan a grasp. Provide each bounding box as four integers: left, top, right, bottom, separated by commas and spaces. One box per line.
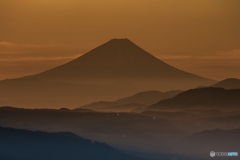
146, 87, 240, 111
1, 107, 240, 160
0, 127, 142, 160
0, 106, 184, 158
176, 128, 240, 158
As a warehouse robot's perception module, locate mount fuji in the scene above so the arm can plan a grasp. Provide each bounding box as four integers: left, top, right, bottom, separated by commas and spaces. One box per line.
0, 39, 216, 108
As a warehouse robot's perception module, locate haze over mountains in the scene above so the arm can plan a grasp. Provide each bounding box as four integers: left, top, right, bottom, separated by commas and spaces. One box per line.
1, 79, 240, 159
0, 38, 216, 108
1, 1, 240, 159
2, 106, 240, 160
177, 128, 240, 158
77, 78, 240, 113
0, 127, 141, 160
0, 106, 184, 159
79, 90, 182, 112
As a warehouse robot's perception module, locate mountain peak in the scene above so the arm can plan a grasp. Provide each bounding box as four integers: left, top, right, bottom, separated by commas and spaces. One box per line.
109, 38, 130, 41
102, 38, 138, 50
108, 38, 134, 45
27, 38, 215, 91
102, 38, 140, 50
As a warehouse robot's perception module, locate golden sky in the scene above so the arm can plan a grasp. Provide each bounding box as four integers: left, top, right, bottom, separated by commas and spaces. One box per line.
0, 0, 240, 80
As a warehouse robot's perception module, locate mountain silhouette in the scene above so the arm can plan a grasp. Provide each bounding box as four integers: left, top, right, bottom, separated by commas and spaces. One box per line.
0, 106, 183, 160
115, 90, 182, 105
146, 87, 240, 111
24, 38, 215, 91
0, 127, 142, 160
211, 78, 240, 89
0, 39, 216, 108
79, 90, 182, 112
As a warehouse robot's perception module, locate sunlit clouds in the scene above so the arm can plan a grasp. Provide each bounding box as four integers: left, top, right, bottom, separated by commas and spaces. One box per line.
0, 0, 240, 80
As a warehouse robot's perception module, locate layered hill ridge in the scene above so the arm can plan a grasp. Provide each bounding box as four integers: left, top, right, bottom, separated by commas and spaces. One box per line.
211, 78, 240, 89
146, 87, 240, 111
79, 90, 183, 112
0, 127, 141, 160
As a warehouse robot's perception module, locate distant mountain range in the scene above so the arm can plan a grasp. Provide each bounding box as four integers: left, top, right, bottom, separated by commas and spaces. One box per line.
0, 106, 184, 160
0, 127, 142, 160
0, 38, 216, 108
115, 90, 183, 105
147, 87, 240, 111
211, 78, 240, 89
78, 90, 182, 112
1, 107, 239, 160
79, 78, 240, 112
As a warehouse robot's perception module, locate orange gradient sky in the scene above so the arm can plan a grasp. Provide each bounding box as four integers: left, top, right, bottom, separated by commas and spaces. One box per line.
0, 0, 240, 80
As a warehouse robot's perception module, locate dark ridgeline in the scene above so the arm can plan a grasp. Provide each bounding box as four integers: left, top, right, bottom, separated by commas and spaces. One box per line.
146, 87, 240, 111
2, 106, 240, 160
211, 78, 240, 89
0, 106, 185, 159
0, 127, 142, 160
114, 90, 183, 105
79, 90, 183, 112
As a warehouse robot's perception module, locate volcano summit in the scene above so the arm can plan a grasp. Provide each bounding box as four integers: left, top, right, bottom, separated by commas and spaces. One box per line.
26, 38, 215, 90
0, 39, 216, 108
